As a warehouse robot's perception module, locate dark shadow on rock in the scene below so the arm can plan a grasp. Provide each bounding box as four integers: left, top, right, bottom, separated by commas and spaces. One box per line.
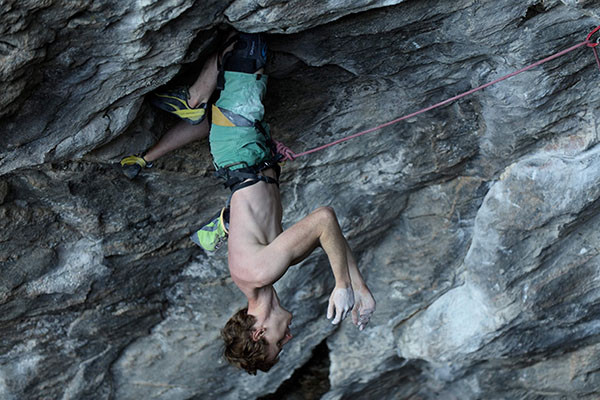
258, 340, 331, 400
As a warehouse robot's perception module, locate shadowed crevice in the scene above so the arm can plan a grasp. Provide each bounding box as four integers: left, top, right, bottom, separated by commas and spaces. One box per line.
258, 340, 330, 400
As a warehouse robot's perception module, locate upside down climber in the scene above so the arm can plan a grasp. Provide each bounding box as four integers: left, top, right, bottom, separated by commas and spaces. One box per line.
119, 32, 376, 374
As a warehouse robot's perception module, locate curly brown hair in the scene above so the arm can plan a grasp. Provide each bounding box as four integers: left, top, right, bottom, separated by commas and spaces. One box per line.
221, 307, 279, 375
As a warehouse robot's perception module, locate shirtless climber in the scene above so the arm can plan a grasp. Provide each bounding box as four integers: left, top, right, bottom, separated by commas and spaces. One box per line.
120, 32, 376, 375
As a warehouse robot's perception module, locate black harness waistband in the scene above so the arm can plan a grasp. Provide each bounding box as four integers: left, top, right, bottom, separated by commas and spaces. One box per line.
215, 159, 281, 193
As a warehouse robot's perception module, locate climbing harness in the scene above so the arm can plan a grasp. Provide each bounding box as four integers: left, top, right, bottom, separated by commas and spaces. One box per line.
215, 157, 281, 193
211, 103, 282, 193
275, 25, 600, 161
214, 122, 282, 194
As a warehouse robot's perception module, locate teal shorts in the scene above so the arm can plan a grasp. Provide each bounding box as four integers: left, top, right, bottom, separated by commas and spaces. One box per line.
210, 71, 272, 170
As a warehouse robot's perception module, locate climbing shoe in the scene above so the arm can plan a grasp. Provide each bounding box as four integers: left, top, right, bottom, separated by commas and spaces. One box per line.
120, 154, 153, 179
190, 207, 230, 252
150, 87, 207, 125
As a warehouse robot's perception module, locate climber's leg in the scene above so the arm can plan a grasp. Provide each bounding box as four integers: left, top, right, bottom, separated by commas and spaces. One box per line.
150, 51, 219, 125
120, 50, 221, 178
119, 118, 209, 179
143, 118, 210, 162
187, 52, 219, 109
142, 48, 225, 162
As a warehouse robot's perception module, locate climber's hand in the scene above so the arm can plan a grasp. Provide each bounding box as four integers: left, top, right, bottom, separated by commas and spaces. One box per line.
327, 286, 355, 324
351, 285, 376, 331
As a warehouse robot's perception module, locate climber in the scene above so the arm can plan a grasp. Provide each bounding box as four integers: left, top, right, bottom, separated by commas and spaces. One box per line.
119, 32, 376, 375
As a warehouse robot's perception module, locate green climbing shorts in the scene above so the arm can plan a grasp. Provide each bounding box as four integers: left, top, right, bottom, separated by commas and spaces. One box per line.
210, 71, 271, 170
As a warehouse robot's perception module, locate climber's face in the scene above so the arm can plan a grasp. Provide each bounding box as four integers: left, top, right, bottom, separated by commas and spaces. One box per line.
251, 288, 294, 361
262, 308, 293, 362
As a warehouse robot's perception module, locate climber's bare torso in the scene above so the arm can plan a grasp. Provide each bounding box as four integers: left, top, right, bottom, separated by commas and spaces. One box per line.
227, 167, 325, 300
227, 167, 283, 294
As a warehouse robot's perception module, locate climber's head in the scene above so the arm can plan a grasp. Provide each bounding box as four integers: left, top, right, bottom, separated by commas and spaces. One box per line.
222, 288, 293, 374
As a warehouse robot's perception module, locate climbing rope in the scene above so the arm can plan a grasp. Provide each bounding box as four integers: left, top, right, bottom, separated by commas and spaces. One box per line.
275, 25, 600, 161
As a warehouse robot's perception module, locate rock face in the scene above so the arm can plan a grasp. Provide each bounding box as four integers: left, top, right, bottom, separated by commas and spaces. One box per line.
2, 0, 600, 399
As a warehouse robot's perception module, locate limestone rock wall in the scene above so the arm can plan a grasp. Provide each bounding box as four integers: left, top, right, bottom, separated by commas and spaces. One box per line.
1, 0, 600, 399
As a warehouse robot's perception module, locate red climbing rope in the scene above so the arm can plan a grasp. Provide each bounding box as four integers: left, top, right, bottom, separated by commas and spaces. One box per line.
277, 26, 600, 161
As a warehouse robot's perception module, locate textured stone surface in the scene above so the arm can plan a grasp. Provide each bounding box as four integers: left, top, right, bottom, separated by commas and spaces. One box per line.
1, 0, 600, 399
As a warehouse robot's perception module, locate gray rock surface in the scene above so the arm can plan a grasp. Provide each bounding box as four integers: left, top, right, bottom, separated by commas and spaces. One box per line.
1, 0, 600, 399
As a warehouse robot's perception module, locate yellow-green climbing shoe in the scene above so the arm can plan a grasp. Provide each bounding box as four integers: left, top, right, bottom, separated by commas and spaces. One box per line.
151, 87, 207, 125
191, 207, 229, 252
120, 155, 153, 179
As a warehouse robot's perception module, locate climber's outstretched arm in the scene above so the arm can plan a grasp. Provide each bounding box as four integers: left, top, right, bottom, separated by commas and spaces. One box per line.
252, 207, 355, 324
342, 238, 376, 330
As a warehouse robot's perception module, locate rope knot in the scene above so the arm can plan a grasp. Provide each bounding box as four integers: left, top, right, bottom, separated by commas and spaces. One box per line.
586, 25, 600, 70
274, 140, 296, 161
586, 25, 600, 48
